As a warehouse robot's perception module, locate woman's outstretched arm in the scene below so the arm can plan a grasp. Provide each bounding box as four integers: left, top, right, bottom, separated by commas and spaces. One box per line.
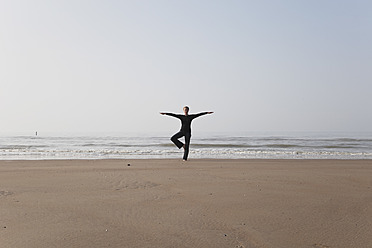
193, 111, 214, 118
160, 112, 178, 117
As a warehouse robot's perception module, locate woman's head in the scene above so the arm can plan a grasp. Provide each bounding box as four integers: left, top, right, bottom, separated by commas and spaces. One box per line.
183, 106, 189, 115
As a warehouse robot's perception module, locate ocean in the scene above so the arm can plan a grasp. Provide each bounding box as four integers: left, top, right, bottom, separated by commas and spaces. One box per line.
0, 132, 371, 160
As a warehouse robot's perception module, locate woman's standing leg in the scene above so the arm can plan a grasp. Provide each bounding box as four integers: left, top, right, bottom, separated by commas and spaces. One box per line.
183, 133, 191, 160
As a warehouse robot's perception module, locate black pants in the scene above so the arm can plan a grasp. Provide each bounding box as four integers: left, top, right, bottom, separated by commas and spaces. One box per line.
171, 131, 191, 160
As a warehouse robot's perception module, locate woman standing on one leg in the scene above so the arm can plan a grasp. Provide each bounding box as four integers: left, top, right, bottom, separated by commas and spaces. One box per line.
160, 106, 213, 161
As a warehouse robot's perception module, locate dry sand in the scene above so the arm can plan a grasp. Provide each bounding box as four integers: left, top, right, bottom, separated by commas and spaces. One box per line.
1, 159, 372, 248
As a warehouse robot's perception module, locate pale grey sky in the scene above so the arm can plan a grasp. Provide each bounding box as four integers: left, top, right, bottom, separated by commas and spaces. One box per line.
1, 0, 371, 135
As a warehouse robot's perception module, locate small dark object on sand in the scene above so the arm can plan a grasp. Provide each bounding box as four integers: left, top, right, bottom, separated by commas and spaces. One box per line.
127, 164, 131, 166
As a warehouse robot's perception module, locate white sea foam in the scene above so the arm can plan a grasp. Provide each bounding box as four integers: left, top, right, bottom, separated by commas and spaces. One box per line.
1, 132, 371, 160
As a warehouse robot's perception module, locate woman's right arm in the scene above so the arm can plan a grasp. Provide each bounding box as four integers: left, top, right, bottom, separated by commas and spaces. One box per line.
160, 112, 177, 117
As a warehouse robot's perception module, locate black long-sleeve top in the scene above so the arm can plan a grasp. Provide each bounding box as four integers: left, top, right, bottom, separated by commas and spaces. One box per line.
163, 112, 209, 133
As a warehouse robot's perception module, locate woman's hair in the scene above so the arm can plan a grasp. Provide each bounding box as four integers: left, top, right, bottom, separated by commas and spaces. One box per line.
183, 106, 189, 111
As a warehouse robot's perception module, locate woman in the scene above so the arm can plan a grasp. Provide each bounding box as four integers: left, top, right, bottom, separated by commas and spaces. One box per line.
160, 106, 213, 161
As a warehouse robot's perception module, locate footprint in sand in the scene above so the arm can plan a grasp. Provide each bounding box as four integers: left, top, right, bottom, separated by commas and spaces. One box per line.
313, 244, 330, 248
0, 190, 13, 196
120, 181, 160, 190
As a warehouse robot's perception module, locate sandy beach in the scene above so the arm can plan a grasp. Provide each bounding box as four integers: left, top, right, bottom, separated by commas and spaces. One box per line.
1, 159, 371, 248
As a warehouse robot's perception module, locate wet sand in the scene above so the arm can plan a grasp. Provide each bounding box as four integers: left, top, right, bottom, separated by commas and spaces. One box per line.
1, 159, 372, 248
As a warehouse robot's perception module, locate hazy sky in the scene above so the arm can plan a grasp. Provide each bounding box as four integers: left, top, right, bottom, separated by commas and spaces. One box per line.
1, 0, 371, 135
